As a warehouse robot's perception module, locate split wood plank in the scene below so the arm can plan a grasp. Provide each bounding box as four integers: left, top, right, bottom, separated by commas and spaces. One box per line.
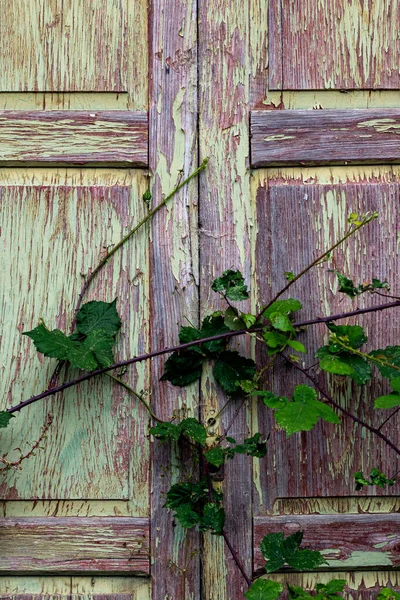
0, 517, 150, 574
251, 109, 400, 167
148, 0, 200, 598
254, 514, 400, 572
0, 111, 148, 166
268, 0, 400, 90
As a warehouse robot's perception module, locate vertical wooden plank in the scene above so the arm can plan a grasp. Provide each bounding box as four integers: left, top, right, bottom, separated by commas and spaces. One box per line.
266, 0, 283, 92
199, 3, 255, 599
149, 0, 200, 598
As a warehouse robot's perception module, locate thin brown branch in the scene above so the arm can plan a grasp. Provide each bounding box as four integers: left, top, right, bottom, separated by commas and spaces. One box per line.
0, 413, 54, 472
378, 406, 400, 432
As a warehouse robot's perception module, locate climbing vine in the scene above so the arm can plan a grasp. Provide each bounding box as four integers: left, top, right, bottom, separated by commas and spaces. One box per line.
1, 160, 400, 599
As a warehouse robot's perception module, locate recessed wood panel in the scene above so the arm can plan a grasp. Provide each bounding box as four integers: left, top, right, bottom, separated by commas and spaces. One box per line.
0, 111, 148, 166
0, 0, 138, 92
0, 170, 150, 503
0, 517, 150, 574
253, 167, 400, 514
251, 109, 400, 167
269, 0, 400, 90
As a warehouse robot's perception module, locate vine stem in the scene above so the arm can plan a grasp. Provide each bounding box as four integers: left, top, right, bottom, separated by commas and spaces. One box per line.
286, 357, 400, 459
255, 212, 378, 321
71, 158, 209, 330
105, 374, 163, 422
8, 300, 400, 415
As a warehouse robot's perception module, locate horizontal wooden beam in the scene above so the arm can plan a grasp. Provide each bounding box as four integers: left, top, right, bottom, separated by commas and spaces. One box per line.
0, 517, 150, 574
254, 514, 400, 572
0, 111, 148, 166
251, 109, 400, 166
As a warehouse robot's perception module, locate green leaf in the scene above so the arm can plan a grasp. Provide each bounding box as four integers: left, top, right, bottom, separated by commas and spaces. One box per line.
287, 339, 306, 353
224, 307, 246, 331
214, 351, 257, 394
179, 326, 203, 345
200, 502, 225, 535
257, 391, 289, 409
263, 330, 289, 353
180, 418, 207, 446
211, 269, 249, 301
316, 347, 372, 385
164, 480, 208, 510
354, 469, 396, 491
321, 580, 347, 595
0, 411, 14, 429
334, 272, 359, 298
205, 447, 227, 467
245, 579, 283, 600
288, 585, 312, 599
150, 422, 182, 442
161, 351, 204, 386
66, 343, 99, 371
200, 314, 230, 355
377, 589, 400, 600
327, 324, 367, 349
285, 271, 296, 281
293, 385, 317, 403
233, 433, 267, 458
174, 504, 200, 528
374, 394, 400, 409
260, 531, 327, 573
263, 299, 302, 319
76, 299, 121, 336
81, 329, 115, 367
390, 377, 400, 392
23, 323, 75, 360
269, 313, 295, 333
242, 313, 257, 328
369, 346, 400, 379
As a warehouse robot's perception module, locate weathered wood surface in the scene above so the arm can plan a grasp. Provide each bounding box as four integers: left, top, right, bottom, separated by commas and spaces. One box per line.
0, 111, 148, 165
199, 1, 254, 598
251, 109, 400, 166
0, 0, 143, 93
268, 0, 400, 90
149, 0, 200, 598
254, 514, 400, 572
2, 596, 137, 600
0, 170, 150, 504
0, 517, 149, 574
253, 167, 400, 520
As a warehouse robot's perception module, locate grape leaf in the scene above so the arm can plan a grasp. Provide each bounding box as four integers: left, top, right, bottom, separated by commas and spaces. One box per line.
260, 531, 327, 573
0, 411, 14, 429
316, 347, 372, 384
369, 346, 400, 379
76, 299, 121, 336
263, 299, 302, 319
214, 351, 257, 394
23, 323, 75, 360
245, 579, 283, 600
161, 351, 204, 386
211, 269, 249, 301
327, 324, 367, 349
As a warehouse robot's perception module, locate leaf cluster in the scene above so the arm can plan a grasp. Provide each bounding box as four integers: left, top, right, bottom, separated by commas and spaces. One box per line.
354, 468, 396, 491
332, 270, 390, 299
150, 418, 207, 446
204, 433, 267, 468
260, 531, 327, 573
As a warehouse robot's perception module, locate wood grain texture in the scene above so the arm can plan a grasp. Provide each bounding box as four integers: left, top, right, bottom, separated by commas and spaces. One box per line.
0, 0, 145, 95
254, 514, 400, 572
268, 0, 400, 90
251, 109, 400, 166
199, 1, 255, 598
0, 111, 148, 166
252, 167, 400, 523
0, 517, 149, 574
148, 0, 200, 598
0, 170, 150, 505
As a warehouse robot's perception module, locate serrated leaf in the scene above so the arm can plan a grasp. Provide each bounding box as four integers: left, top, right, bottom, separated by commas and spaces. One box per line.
328, 324, 367, 349
287, 548, 327, 570
180, 418, 207, 446
377, 589, 400, 600
306, 398, 340, 425
179, 326, 203, 344
214, 351, 257, 394
211, 269, 249, 301
263, 299, 302, 319
263, 330, 289, 348
269, 313, 295, 333
174, 504, 200, 528
369, 346, 400, 379
161, 351, 203, 386
317, 347, 372, 384
23, 323, 75, 360
260, 531, 327, 573
322, 580, 347, 595
257, 390, 289, 409
224, 307, 246, 331
67, 343, 99, 371
260, 532, 286, 572
233, 433, 267, 458
275, 402, 321, 436
150, 422, 182, 442
288, 585, 312, 599
0, 411, 14, 429
334, 272, 358, 298
205, 447, 226, 467
293, 385, 317, 403
200, 502, 225, 535
200, 314, 230, 355
245, 579, 283, 600
287, 339, 306, 353
81, 329, 115, 367
76, 299, 121, 336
